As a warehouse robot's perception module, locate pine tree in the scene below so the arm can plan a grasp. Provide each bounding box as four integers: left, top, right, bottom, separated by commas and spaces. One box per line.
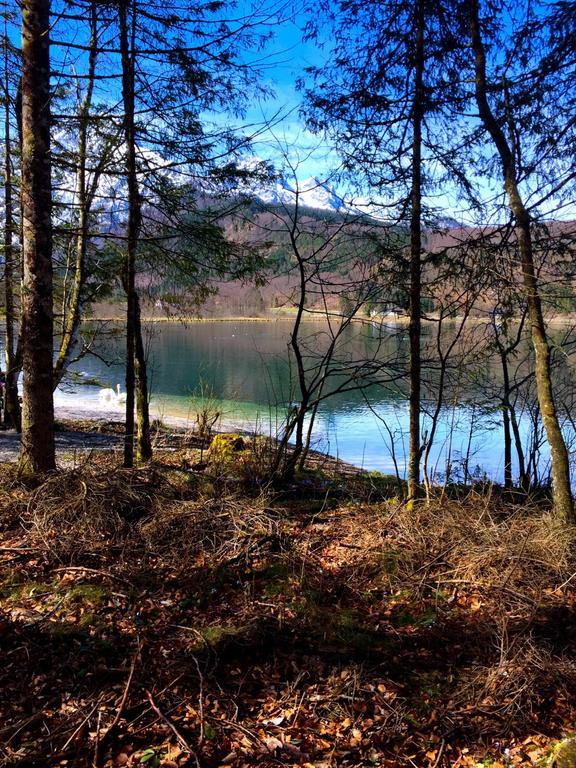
466, 0, 574, 522
304, 0, 472, 502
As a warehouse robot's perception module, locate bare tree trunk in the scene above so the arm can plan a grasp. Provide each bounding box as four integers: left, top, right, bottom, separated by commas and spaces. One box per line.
3, 33, 21, 431
469, 0, 573, 523
500, 351, 513, 488
510, 403, 528, 491
119, 0, 137, 468
422, 302, 472, 497
53, 2, 98, 387
270, 218, 309, 480
18, 0, 55, 473
119, 0, 151, 466
493, 310, 529, 491
407, 0, 425, 506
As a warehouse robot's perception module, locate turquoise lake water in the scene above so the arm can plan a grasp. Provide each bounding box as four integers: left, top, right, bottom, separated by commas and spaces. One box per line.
52, 319, 573, 484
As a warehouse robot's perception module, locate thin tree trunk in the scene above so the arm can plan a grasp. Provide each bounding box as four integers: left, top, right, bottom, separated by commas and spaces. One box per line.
493, 309, 529, 490
297, 380, 326, 473
3, 33, 21, 431
18, 0, 55, 473
270, 221, 308, 480
407, 0, 425, 506
510, 403, 528, 491
462, 403, 476, 488
119, 0, 151, 465
422, 303, 472, 497
53, 2, 98, 387
119, 0, 138, 468
500, 352, 513, 488
469, 0, 573, 523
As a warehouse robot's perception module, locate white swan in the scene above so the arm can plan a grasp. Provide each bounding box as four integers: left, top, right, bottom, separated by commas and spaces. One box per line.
99, 383, 127, 406
99, 386, 117, 402
115, 383, 127, 404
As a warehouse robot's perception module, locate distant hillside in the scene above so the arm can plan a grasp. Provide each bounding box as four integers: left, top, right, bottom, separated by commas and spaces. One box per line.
79, 173, 576, 320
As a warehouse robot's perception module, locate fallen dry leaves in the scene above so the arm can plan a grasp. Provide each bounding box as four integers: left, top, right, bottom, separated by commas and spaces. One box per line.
0, 455, 575, 767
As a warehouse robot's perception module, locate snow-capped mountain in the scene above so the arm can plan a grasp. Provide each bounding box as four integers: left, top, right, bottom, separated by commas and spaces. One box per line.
251, 176, 348, 213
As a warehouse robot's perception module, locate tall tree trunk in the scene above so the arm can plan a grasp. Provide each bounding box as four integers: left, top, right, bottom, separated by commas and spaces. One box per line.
53, 2, 98, 387
3, 34, 21, 431
119, 0, 137, 468
469, 0, 573, 522
270, 222, 309, 481
19, 0, 55, 473
407, 0, 425, 506
500, 351, 513, 488
119, 0, 151, 466
510, 404, 528, 491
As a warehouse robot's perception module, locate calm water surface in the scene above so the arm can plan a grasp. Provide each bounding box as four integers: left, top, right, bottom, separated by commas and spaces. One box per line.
54, 320, 573, 483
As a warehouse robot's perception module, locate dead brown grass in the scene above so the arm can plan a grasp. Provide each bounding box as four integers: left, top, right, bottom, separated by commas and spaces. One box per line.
20, 462, 282, 569
379, 493, 576, 597
139, 492, 281, 566
26, 466, 170, 558
2, 457, 576, 767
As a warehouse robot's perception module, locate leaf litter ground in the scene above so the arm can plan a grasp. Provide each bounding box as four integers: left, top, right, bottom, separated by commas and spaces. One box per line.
0, 429, 575, 768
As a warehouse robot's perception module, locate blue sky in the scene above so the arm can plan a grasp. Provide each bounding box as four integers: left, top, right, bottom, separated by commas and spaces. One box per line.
233, 6, 341, 183
5, 0, 574, 222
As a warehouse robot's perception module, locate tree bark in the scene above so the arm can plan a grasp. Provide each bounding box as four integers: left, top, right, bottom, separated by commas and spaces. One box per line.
134, 294, 152, 461
18, 0, 55, 473
500, 350, 513, 488
469, 0, 573, 522
510, 403, 528, 491
407, 0, 425, 506
119, 0, 138, 468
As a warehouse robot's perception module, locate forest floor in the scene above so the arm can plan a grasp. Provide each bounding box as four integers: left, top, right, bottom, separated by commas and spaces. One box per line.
1, 423, 576, 768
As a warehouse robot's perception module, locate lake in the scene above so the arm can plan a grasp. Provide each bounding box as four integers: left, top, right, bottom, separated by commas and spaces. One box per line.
54, 319, 574, 484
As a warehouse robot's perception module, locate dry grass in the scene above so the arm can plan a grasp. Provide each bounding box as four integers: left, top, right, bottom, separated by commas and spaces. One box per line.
0, 465, 32, 530
19, 462, 282, 568
26, 466, 169, 558
456, 635, 576, 724
378, 493, 576, 597
139, 492, 282, 566
2, 457, 576, 766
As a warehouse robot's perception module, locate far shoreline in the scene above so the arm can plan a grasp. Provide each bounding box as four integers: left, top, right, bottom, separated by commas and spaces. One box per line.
81, 311, 576, 328
3, 308, 575, 327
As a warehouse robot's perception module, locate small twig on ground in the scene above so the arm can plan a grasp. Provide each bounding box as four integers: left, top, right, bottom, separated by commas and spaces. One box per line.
207, 716, 266, 746
122, 674, 185, 734
0, 712, 45, 744
93, 710, 102, 768
62, 700, 102, 752
93, 647, 139, 767
556, 570, 576, 592
146, 690, 200, 767
0, 546, 39, 552
53, 566, 135, 589
432, 739, 446, 768
190, 655, 205, 745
